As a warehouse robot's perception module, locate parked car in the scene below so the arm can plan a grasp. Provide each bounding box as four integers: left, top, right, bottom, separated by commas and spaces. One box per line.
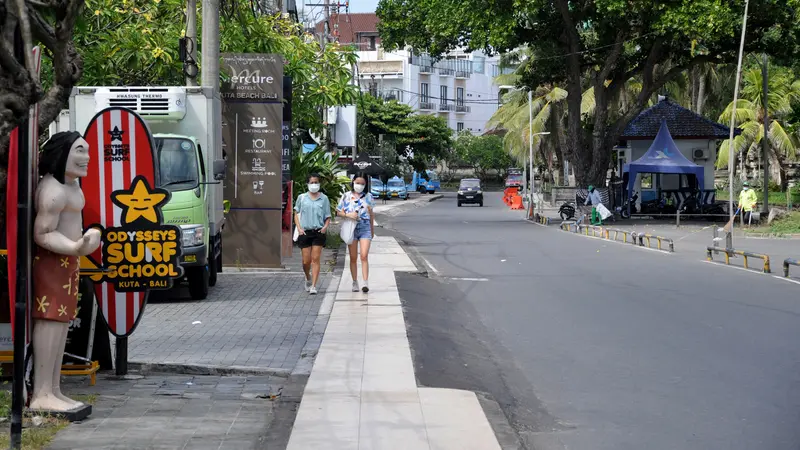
370, 178, 387, 198
457, 178, 483, 207
386, 177, 409, 200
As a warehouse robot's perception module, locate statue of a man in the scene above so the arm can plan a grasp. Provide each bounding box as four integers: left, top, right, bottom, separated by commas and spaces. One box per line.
30, 131, 101, 412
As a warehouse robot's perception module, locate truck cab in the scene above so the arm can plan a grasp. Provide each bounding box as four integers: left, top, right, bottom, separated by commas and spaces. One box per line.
65, 86, 226, 300
408, 170, 440, 194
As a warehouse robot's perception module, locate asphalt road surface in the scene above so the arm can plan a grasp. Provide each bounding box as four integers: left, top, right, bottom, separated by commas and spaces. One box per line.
382, 192, 800, 450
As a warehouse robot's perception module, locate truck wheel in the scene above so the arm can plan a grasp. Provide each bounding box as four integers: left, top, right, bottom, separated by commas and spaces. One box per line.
427, 190, 434, 194
187, 266, 209, 300
208, 252, 218, 287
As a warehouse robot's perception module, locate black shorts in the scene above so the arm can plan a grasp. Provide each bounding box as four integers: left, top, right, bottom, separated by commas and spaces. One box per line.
297, 229, 327, 249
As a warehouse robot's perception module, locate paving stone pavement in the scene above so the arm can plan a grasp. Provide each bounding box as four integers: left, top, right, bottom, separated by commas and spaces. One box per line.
49, 373, 285, 450
128, 272, 333, 372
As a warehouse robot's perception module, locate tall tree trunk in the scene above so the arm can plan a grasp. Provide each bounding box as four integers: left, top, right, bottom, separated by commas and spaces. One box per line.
696, 70, 707, 115
551, 102, 566, 185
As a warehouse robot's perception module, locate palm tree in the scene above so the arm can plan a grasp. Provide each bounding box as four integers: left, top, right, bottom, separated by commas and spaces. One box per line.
716, 57, 800, 188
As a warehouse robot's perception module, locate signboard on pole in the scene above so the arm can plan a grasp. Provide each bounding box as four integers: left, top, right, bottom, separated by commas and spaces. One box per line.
221, 54, 284, 268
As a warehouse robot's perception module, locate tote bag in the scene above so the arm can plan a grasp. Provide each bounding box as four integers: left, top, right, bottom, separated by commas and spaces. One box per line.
340, 218, 356, 245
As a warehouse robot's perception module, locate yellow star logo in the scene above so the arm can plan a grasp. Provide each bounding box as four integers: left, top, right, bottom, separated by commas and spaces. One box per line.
58, 305, 68, 317
111, 176, 168, 225
36, 296, 49, 313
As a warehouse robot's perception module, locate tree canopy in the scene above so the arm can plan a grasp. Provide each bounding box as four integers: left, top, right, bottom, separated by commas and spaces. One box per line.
357, 93, 452, 171
72, 0, 358, 134
377, 0, 800, 185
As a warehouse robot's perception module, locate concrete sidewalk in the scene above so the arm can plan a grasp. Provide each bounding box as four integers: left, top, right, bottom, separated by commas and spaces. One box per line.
286, 235, 502, 450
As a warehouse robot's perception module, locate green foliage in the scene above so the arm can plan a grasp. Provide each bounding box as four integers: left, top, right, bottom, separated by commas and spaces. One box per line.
291, 147, 349, 212
61, 0, 358, 133
452, 132, 511, 181
377, 0, 800, 185
357, 94, 452, 171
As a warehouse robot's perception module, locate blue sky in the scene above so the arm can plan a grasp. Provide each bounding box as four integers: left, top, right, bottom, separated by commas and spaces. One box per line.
348, 0, 379, 12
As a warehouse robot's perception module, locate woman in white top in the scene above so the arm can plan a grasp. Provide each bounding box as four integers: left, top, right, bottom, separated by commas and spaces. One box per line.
336, 176, 375, 293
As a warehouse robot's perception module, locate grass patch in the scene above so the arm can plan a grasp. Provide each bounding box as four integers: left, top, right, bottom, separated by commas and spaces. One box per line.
717, 189, 800, 208
744, 211, 800, 235
0, 417, 69, 450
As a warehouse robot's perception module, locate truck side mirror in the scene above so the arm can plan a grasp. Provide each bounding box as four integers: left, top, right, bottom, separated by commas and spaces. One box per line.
213, 159, 226, 181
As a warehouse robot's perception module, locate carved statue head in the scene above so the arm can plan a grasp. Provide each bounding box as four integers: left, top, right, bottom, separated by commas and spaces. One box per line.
40, 131, 90, 183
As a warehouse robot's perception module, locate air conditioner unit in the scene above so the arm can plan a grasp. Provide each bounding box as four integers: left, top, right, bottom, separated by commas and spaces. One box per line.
93, 87, 187, 120
693, 148, 709, 160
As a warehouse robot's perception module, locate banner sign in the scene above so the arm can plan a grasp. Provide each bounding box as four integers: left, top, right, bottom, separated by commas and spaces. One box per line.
221, 53, 284, 268
81, 107, 182, 337
102, 176, 183, 291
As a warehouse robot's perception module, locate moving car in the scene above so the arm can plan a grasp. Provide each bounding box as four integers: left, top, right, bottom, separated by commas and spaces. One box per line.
387, 177, 409, 200
505, 168, 523, 190
457, 178, 483, 207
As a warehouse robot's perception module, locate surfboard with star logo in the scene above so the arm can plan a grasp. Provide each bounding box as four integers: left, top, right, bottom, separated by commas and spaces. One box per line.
81, 107, 157, 337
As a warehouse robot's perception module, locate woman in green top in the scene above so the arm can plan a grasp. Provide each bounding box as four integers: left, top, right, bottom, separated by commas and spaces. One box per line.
294, 173, 331, 295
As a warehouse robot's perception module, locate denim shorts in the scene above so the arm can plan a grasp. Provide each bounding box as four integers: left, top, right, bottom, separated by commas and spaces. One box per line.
354, 220, 373, 241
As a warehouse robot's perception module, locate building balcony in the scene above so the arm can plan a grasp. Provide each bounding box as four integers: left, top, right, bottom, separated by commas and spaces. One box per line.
439, 103, 455, 112
419, 102, 435, 110
419, 66, 434, 74
455, 70, 471, 79
439, 67, 455, 77
455, 104, 470, 113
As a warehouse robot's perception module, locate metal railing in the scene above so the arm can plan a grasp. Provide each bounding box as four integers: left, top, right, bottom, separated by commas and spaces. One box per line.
784, 258, 799, 277
455, 105, 470, 113
706, 247, 771, 273
438, 103, 455, 111
438, 68, 455, 76
605, 228, 635, 244
419, 66, 434, 74
455, 70, 471, 79
419, 102, 435, 110
634, 233, 675, 252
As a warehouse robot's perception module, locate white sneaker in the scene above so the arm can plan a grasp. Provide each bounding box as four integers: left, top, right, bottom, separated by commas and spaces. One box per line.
361, 281, 369, 293
352, 281, 359, 292
304, 280, 311, 292
309, 286, 318, 295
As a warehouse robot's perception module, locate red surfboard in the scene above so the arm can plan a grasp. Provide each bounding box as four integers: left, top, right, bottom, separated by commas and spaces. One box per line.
81, 107, 157, 337
6, 46, 41, 344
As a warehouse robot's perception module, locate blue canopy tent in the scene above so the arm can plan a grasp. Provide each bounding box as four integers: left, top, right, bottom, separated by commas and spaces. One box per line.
623, 120, 705, 215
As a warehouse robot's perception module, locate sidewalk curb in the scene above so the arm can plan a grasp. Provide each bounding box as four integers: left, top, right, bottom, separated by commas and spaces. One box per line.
127, 361, 292, 377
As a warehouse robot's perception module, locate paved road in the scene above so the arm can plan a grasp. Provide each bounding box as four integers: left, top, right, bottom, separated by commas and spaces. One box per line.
383, 192, 800, 450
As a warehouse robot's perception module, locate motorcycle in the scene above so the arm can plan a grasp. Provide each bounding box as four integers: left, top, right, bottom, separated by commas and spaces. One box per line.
618, 191, 639, 219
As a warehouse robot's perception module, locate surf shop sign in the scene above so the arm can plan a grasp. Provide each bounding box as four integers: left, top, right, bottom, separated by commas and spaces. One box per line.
102, 175, 183, 290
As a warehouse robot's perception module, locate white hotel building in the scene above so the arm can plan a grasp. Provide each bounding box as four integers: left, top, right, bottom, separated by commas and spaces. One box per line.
315, 13, 508, 135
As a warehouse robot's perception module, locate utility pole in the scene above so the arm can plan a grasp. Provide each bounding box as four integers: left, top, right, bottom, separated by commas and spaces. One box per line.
762, 53, 769, 214
322, 0, 330, 153
201, 0, 221, 91
185, 0, 198, 86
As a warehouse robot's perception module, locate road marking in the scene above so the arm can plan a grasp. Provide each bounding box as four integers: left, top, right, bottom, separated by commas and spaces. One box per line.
447, 277, 489, 282
700, 260, 769, 276
421, 256, 440, 275
773, 276, 800, 286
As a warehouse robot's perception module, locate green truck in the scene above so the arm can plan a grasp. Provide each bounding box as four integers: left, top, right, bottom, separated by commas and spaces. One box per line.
61, 86, 226, 300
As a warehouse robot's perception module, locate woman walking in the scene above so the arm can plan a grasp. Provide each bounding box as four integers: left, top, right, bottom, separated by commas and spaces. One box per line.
337, 176, 374, 293
294, 174, 331, 295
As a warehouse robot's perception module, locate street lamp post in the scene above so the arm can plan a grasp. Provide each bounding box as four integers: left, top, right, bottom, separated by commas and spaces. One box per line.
499, 86, 550, 206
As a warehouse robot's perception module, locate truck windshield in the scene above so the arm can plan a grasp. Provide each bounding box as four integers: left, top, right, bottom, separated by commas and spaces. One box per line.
156, 138, 199, 191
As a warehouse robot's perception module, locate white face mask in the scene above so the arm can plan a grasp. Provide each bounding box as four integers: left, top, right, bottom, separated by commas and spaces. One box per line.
743, 186, 749, 191
308, 183, 320, 193
353, 183, 365, 193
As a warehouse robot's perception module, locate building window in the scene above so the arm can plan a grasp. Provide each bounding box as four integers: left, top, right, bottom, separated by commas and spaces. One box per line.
440, 85, 448, 103
456, 87, 464, 106
369, 36, 376, 51
457, 122, 464, 132
420, 83, 429, 103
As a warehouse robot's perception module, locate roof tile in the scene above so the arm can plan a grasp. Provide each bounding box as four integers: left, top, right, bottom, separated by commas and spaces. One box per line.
622, 99, 737, 140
